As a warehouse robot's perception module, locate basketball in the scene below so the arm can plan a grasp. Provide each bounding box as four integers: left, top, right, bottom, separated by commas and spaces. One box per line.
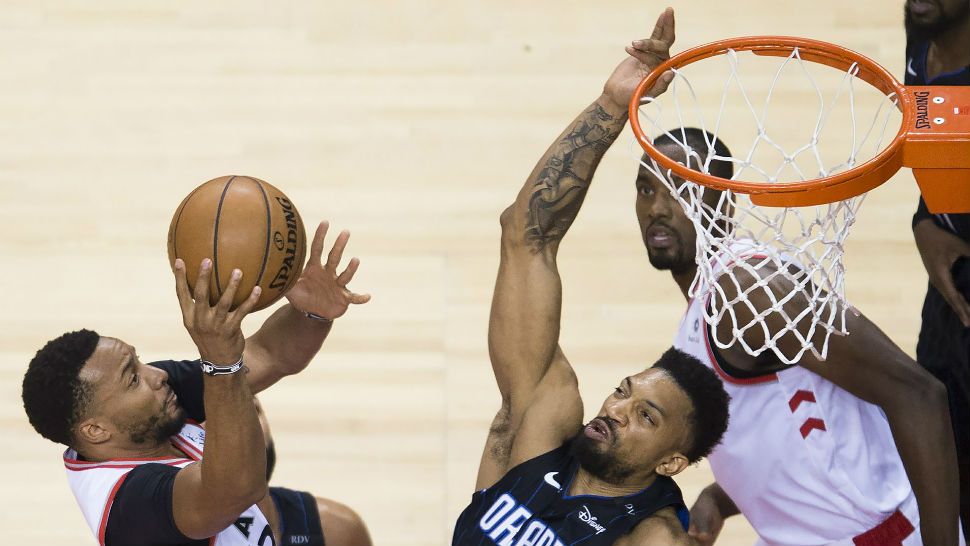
167, 175, 307, 311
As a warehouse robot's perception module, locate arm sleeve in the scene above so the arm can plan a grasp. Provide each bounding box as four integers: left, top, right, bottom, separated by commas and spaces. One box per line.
104, 464, 207, 546
150, 360, 206, 422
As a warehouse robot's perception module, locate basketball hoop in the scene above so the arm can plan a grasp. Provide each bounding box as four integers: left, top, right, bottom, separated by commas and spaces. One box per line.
628, 36, 970, 364
631, 36, 970, 211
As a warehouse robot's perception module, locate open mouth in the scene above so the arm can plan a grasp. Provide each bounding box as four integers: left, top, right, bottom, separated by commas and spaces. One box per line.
907, 0, 938, 16
646, 224, 676, 249
584, 417, 613, 443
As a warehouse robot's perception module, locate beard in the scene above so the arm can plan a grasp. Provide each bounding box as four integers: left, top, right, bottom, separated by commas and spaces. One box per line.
644, 222, 696, 274
125, 405, 187, 445
647, 243, 695, 275
904, 0, 970, 42
568, 427, 636, 485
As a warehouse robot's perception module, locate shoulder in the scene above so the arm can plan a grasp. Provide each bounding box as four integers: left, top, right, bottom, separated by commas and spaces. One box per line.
497, 442, 572, 486
619, 506, 692, 545
106, 463, 202, 546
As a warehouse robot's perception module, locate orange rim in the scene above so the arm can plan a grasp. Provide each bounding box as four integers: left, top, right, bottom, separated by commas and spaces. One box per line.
629, 36, 912, 206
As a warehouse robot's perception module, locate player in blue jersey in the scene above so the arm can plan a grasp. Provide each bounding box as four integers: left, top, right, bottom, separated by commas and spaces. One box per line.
452, 9, 731, 546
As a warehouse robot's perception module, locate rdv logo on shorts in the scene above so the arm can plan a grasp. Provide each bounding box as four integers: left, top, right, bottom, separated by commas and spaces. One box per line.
577, 505, 607, 534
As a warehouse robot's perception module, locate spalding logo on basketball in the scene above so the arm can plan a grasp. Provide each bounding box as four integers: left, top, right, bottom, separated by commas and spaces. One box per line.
167, 175, 307, 311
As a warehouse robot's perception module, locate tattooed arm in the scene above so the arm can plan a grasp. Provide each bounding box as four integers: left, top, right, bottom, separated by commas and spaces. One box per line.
475, 8, 676, 491
522, 100, 630, 250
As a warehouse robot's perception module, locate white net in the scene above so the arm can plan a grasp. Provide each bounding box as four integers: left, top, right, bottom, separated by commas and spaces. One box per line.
634, 46, 902, 364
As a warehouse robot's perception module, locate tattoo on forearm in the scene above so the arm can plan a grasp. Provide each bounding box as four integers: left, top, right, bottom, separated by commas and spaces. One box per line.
526, 103, 626, 251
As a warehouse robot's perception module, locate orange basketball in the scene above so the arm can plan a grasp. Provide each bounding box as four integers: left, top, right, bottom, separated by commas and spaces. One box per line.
167, 175, 307, 311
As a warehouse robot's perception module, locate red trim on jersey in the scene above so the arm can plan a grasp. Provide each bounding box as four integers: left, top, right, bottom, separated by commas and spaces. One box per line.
96, 473, 129, 546
852, 510, 914, 546
701, 305, 778, 385
64, 452, 192, 471
799, 417, 827, 438
65, 459, 191, 471
171, 434, 203, 461
788, 390, 817, 412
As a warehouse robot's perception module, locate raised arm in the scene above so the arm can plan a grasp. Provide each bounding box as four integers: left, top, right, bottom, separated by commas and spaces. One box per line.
243, 221, 371, 394
170, 259, 267, 539
476, 9, 676, 490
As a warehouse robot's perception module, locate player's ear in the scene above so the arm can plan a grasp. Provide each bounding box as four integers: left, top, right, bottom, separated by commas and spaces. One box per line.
655, 452, 689, 477
76, 419, 111, 446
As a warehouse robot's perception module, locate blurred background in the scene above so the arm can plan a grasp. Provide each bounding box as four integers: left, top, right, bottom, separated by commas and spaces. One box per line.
0, 1, 923, 544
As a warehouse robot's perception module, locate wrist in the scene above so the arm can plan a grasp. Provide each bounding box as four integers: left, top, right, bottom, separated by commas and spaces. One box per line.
200, 355, 245, 376
597, 93, 631, 119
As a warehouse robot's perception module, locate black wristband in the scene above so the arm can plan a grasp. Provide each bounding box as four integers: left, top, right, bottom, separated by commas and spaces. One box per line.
200, 356, 245, 376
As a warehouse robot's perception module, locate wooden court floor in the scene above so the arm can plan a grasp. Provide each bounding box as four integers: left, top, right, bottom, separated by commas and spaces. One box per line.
0, 1, 928, 544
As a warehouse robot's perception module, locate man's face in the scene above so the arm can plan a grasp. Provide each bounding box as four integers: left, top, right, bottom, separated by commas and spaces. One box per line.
78, 337, 185, 447
635, 146, 699, 274
905, 0, 970, 38
570, 368, 693, 484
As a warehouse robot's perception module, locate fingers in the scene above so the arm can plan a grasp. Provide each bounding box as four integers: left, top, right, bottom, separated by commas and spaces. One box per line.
348, 292, 372, 305
192, 259, 213, 307
624, 46, 669, 73
628, 38, 670, 60
337, 257, 361, 285
307, 221, 330, 267
231, 285, 263, 322
216, 269, 243, 314
647, 70, 675, 98
937, 277, 970, 328
650, 7, 675, 46
172, 259, 193, 317
326, 230, 351, 271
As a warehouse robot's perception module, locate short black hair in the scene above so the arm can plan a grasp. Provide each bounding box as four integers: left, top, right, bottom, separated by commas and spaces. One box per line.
652, 347, 730, 463
22, 329, 100, 446
654, 127, 734, 180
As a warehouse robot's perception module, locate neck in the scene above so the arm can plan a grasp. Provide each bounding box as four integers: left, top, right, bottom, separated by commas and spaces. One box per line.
672, 265, 697, 300
568, 466, 657, 497
77, 439, 183, 462
929, 16, 970, 69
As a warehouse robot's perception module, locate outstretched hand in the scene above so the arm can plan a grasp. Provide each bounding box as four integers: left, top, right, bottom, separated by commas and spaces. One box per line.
173, 258, 261, 365
603, 7, 676, 109
285, 221, 371, 320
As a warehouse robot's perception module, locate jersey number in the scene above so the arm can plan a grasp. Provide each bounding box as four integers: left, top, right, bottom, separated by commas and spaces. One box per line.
233, 517, 276, 545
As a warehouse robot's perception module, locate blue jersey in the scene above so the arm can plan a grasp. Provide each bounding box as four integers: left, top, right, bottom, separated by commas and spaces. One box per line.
452, 444, 687, 546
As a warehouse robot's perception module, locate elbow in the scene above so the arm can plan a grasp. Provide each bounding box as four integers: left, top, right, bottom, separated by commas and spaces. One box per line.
499, 205, 519, 245
499, 204, 529, 249
920, 370, 948, 409
224, 485, 268, 517
908, 365, 947, 406
239, 474, 270, 507
499, 204, 515, 232
884, 364, 948, 415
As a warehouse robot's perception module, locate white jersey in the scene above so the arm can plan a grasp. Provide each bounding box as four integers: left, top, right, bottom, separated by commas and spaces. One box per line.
64, 421, 272, 546
673, 252, 922, 546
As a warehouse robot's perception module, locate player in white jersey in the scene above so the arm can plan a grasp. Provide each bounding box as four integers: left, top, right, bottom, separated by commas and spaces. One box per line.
22, 221, 373, 546
631, 128, 962, 546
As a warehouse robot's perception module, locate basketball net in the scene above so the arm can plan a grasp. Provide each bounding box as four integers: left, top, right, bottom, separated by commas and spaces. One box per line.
634, 47, 902, 364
